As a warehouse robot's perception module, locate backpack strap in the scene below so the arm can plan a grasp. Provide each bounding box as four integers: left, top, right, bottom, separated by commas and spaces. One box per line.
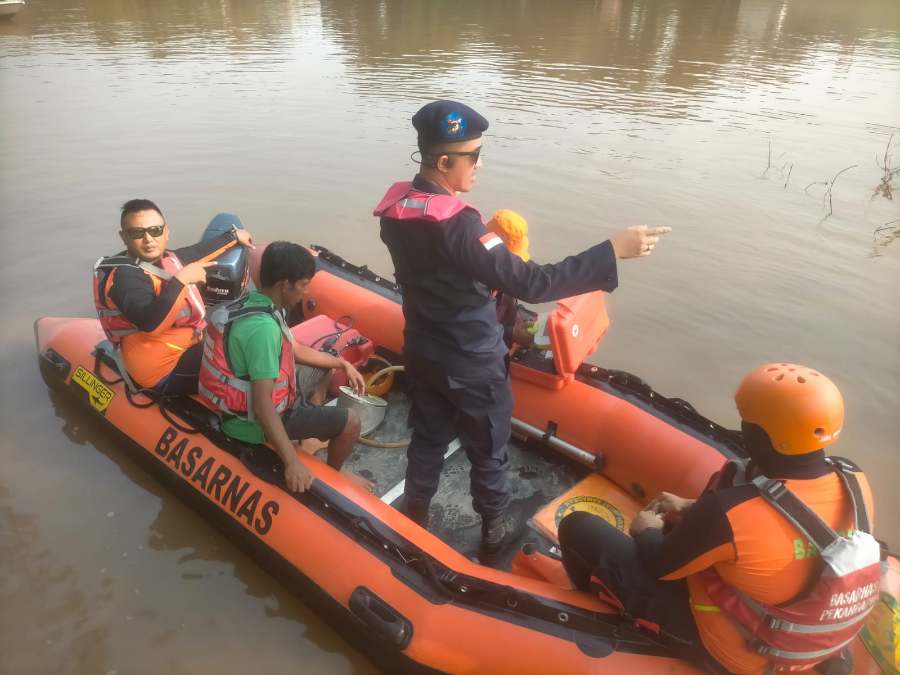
222, 302, 293, 343
751, 475, 840, 552
827, 458, 871, 534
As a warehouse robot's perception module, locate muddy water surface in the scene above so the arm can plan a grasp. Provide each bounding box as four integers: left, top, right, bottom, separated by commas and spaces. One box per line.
2, 1, 899, 673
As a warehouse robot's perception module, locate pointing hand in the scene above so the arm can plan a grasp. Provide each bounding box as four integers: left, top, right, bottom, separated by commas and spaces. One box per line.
611, 225, 672, 259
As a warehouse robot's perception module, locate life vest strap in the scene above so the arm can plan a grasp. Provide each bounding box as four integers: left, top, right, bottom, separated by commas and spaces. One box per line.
94, 255, 174, 281
828, 458, 870, 534
755, 633, 858, 662
752, 475, 840, 552
108, 327, 139, 337
766, 611, 867, 634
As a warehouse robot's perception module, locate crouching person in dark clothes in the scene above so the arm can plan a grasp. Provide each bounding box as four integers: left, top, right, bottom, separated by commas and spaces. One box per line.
199, 241, 373, 493
559, 364, 878, 675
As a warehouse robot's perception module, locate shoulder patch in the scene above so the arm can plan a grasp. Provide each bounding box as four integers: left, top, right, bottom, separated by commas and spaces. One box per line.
479, 232, 503, 251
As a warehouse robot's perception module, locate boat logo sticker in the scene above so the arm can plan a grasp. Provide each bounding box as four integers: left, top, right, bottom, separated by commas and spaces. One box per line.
555, 496, 625, 531
71, 365, 115, 414
858, 592, 898, 674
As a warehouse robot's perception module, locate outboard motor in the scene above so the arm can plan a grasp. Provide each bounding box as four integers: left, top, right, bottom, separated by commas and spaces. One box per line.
200, 213, 250, 307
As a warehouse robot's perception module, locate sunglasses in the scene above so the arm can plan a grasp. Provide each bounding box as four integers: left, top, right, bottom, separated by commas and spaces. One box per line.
123, 224, 166, 240
442, 146, 482, 163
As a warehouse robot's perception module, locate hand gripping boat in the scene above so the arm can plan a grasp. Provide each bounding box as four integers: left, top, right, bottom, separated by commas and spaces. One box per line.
35, 246, 898, 675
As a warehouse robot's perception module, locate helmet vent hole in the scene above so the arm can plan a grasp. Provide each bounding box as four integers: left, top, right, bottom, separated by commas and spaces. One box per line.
797, 376, 806, 384
788, 368, 796, 372
767, 367, 778, 372
814, 427, 826, 438
775, 373, 785, 381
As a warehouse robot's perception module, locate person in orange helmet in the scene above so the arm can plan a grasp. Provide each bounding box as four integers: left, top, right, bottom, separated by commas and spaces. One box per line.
559, 364, 879, 674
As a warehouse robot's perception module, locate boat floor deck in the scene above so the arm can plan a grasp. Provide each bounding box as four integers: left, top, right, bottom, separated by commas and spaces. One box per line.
332, 387, 587, 567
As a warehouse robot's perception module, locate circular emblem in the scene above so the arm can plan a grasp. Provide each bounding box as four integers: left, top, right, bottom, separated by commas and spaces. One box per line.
443, 112, 467, 139
571, 324, 580, 338
555, 496, 625, 531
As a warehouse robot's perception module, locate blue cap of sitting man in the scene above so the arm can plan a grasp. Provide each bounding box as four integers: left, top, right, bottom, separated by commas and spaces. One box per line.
412, 100, 489, 151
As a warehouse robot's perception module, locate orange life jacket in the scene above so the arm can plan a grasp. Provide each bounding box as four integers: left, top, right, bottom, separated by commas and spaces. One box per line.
92, 252, 206, 344
197, 298, 298, 422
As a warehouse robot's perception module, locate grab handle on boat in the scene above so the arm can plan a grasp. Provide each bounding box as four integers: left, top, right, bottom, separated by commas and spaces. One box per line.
348, 586, 413, 649
40, 349, 71, 380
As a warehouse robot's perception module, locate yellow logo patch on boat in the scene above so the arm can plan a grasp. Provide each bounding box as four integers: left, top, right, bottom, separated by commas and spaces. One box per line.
555, 496, 626, 531
858, 591, 899, 675
71, 365, 115, 414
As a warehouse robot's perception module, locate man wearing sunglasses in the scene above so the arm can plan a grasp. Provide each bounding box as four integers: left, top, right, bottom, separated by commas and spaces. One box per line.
374, 100, 671, 563
93, 199, 254, 395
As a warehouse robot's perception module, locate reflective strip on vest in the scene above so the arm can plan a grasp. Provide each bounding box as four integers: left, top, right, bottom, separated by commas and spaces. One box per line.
756, 634, 858, 662
767, 612, 868, 635
398, 197, 428, 210
692, 604, 722, 613
108, 327, 139, 337
199, 296, 298, 425
201, 359, 252, 394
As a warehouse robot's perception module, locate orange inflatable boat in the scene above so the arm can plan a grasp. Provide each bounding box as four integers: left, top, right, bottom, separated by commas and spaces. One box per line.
35, 246, 897, 674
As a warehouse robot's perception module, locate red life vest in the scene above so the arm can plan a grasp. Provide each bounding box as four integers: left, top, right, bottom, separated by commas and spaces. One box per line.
198, 298, 297, 422
92, 252, 207, 345
699, 459, 883, 670
373, 181, 481, 222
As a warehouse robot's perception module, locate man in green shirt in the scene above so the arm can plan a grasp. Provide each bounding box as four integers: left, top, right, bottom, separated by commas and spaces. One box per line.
201, 241, 371, 493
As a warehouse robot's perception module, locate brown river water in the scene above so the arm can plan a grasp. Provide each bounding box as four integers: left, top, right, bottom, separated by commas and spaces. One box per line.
2, 1, 898, 673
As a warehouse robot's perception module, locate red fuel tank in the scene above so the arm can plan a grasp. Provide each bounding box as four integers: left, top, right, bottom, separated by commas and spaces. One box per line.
290, 314, 375, 394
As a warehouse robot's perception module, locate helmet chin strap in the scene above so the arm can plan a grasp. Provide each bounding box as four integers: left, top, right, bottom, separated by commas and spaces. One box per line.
743, 422, 826, 479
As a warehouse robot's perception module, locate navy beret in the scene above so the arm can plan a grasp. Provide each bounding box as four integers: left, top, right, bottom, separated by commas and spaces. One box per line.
412, 100, 489, 146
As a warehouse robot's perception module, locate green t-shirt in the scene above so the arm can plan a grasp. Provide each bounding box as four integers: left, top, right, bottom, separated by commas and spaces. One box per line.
220, 290, 286, 444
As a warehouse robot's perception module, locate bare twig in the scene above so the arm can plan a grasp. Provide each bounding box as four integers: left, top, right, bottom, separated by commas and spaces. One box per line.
807, 165, 857, 218
762, 137, 773, 177
873, 133, 898, 200
783, 163, 793, 189
873, 219, 900, 240
805, 181, 828, 194
871, 219, 900, 256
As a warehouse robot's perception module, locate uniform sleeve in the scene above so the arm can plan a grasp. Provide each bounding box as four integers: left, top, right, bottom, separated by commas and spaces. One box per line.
108, 265, 188, 334
173, 231, 237, 265
442, 211, 618, 304
240, 320, 283, 382
635, 491, 737, 580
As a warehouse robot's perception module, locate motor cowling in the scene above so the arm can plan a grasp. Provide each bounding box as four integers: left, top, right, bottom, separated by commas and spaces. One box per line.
201, 213, 250, 306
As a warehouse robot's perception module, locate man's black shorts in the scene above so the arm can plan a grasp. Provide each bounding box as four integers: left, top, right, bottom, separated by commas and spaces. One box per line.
282, 403, 348, 440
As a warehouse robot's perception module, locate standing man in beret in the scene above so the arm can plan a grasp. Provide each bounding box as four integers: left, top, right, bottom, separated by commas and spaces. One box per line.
374, 100, 670, 562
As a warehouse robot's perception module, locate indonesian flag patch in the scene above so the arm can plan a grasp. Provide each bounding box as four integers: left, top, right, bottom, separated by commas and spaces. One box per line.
480, 232, 503, 251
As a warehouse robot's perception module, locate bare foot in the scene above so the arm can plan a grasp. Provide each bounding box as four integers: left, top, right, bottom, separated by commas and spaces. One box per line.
346, 472, 375, 493
298, 438, 326, 455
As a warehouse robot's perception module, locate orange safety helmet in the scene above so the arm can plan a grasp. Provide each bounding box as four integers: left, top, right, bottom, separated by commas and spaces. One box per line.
735, 363, 844, 455
487, 210, 530, 262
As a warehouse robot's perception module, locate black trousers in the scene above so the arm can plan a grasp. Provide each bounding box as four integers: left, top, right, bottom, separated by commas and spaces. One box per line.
403, 352, 513, 517
154, 342, 204, 396
558, 511, 726, 673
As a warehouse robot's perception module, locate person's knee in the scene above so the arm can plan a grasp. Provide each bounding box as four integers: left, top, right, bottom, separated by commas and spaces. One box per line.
559, 510, 601, 546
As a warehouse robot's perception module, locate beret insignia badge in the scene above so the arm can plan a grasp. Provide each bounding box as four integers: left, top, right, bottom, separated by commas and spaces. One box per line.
443, 112, 467, 138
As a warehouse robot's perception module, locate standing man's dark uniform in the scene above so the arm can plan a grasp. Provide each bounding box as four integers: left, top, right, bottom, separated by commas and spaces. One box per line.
374, 100, 668, 559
